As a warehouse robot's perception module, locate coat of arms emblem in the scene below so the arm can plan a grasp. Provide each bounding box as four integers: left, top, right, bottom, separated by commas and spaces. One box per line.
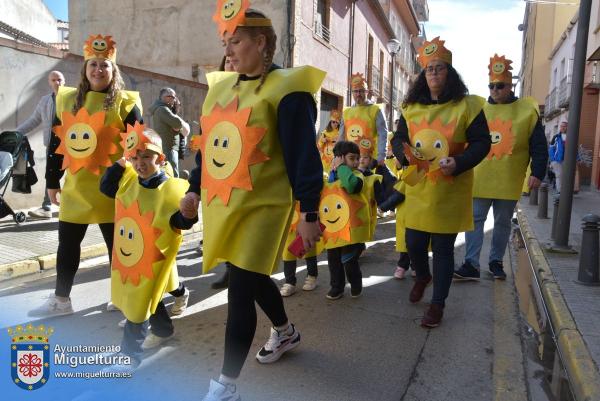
8, 324, 53, 390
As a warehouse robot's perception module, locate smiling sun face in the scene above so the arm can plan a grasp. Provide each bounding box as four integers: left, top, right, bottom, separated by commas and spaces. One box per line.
319, 183, 364, 245
344, 117, 371, 144
408, 117, 458, 183
120, 121, 148, 159
486, 118, 515, 160
200, 97, 269, 206
213, 0, 250, 36
54, 108, 119, 175
112, 199, 163, 286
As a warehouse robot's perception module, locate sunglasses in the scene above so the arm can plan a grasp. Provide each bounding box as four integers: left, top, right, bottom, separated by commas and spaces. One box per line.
488, 83, 507, 90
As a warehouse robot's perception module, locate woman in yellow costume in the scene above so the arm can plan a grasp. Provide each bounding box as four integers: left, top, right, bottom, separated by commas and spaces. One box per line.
29, 35, 143, 317
180, 3, 325, 400
391, 37, 490, 328
317, 109, 340, 171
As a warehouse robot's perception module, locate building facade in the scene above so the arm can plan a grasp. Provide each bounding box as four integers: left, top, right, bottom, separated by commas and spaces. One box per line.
586, 0, 600, 188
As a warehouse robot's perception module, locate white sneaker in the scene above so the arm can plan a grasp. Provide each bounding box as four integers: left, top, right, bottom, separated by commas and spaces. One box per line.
170, 288, 190, 315
256, 324, 300, 363
28, 208, 51, 219
106, 301, 119, 311
279, 283, 296, 297
28, 295, 74, 317
117, 318, 127, 328
201, 379, 241, 401
141, 333, 172, 350
302, 275, 317, 291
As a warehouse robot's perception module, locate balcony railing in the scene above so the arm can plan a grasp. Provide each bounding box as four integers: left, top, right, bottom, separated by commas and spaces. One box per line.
558, 76, 571, 107
383, 78, 390, 101
544, 88, 559, 119
314, 20, 330, 43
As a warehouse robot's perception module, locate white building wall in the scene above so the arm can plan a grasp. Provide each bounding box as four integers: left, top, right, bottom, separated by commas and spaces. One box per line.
0, 0, 58, 43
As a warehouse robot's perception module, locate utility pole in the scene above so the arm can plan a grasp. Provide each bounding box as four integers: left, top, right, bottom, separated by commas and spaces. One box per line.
553, 0, 592, 250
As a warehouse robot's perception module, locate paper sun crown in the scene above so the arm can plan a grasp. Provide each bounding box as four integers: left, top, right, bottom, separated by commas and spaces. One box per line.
213, 0, 272, 38
418, 36, 452, 69
120, 122, 163, 159
488, 54, 513, 83
83, 34, 117, 62
350, 73, 367, 90
330, 109, 341, 122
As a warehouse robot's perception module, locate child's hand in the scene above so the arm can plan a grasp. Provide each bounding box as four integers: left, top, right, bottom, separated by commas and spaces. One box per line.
180, 192, 200, 219
439, 157, 456, 176
116, 157, 127, 167
330, 156, 343, 171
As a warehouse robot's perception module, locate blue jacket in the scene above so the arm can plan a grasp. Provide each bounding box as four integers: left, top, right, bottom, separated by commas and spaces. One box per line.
549, 134, 565, 163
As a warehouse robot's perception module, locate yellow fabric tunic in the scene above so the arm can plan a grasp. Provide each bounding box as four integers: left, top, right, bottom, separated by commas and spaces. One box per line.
320, 171, 377, 249
55, 86, 142, 223
342, 104, 381, 156
110, 165, 188, 323
199, 66, 325, 275
317, 128, 338, 172
394, 180, 408, 252
402, 95, 485, 233
474, 97, 539, 200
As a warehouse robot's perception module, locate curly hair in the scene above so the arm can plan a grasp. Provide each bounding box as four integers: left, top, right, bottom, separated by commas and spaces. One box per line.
232, 9, 277, 94
73, 59, 125, 113
402, 63, 468, 108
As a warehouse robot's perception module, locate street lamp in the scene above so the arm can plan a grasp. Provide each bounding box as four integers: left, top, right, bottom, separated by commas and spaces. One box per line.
386, 38, 401, 130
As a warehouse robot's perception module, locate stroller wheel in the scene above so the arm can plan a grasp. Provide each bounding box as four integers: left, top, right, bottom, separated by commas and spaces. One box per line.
14, 212, 26, 224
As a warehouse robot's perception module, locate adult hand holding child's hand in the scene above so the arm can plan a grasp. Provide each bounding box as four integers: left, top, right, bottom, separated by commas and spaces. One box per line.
180, 192, 200, 219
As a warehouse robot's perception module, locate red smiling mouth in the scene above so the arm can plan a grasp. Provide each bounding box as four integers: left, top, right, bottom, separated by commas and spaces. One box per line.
119, 248, 131, 257
212, 159, 225, 168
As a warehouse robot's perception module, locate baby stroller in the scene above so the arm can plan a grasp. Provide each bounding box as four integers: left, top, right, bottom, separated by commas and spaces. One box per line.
0, 131, 35, 224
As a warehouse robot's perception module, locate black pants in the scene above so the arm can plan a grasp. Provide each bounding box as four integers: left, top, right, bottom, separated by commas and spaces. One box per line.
222, 264, 288, 378
283, 256, 318, 285
397, 252, 411, 270
122, 301, 173, 363
55, 221, 114, 297
327, 244, 363, 292
405, 228, 457, 306
169, 282, 186, 297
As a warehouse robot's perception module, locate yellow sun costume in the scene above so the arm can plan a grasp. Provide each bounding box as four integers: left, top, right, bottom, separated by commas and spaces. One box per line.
319, 172, 379, 249
110, 165, 188, 323
53, 34, 141, 224
317, 110, 340, 172
281, 202, 323, 261
473, 55, 539, 201
199, 67, 325, 275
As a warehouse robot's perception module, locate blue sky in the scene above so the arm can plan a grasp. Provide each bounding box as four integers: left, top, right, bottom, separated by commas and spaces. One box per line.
43, 0, 68, 21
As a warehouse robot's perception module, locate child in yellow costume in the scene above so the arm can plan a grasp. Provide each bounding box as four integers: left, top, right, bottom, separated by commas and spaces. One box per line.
323, 141, 376, 300
391, 36, 491, 328
99, 127, 196, 371
180, 4, 325, 400
317, 109, 340, 172
29, 34, 143, 317
279, 202, 324, 297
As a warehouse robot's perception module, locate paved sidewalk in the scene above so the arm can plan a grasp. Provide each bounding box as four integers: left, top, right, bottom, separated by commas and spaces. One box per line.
517, 186, 600, 400
0, 208, 202, 281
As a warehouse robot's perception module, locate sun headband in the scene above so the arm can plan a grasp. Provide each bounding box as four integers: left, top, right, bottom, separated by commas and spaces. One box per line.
83, 34, 117, 62
213, 0, 272, 38
350, 73, 367, 90
120, 122, 163, 159
417, 36, 452, 69
488, 54, 513, 84
330, 109, 341, 122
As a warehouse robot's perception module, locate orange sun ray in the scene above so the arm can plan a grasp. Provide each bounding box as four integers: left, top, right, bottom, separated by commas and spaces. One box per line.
288, 203, 301, 234
111, 199, 164, 286
486, 118, 515, 160
200, 96, 269, 206
320, 182, 365, 245
344, 117, 372, 145
120, 121, 149, 159
54, 108, 120, 175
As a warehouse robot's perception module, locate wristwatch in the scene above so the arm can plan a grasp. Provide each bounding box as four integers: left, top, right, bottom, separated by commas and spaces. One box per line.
303, 212, 319, 222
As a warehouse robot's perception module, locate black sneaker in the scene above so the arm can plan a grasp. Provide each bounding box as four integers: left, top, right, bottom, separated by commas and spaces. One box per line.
489, 261, 507, 280
453, 262, 480, 281
326, 288, 344, 300
350, 286, 362, 298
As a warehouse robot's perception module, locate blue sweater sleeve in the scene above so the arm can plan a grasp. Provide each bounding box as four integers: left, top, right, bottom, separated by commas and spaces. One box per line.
99, 162, 125, 199
278, 92, 323, 212
187, 151, 201, 194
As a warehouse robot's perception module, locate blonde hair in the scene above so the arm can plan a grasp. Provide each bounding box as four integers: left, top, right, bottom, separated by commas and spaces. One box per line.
73, 59, 125, 113
233, 9, 277, 94
142, 128, 163, 150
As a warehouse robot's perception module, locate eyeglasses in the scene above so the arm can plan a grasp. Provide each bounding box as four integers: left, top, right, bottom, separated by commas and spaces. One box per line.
330, 120, 339, 124
352, 89, 366, 94
425, 65, 447, 75
488, 83, 507, 90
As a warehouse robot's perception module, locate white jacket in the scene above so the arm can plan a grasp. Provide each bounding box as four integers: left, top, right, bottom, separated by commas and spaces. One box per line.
17, 93, 55, 147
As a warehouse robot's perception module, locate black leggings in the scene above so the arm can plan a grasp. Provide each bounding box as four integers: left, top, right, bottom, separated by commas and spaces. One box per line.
55, 221, 114, 297
222, 264, 288, 378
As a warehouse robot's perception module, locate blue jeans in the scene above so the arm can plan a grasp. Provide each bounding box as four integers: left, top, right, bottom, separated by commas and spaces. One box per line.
464, 198, 517, 268
165, 148, 179, 178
